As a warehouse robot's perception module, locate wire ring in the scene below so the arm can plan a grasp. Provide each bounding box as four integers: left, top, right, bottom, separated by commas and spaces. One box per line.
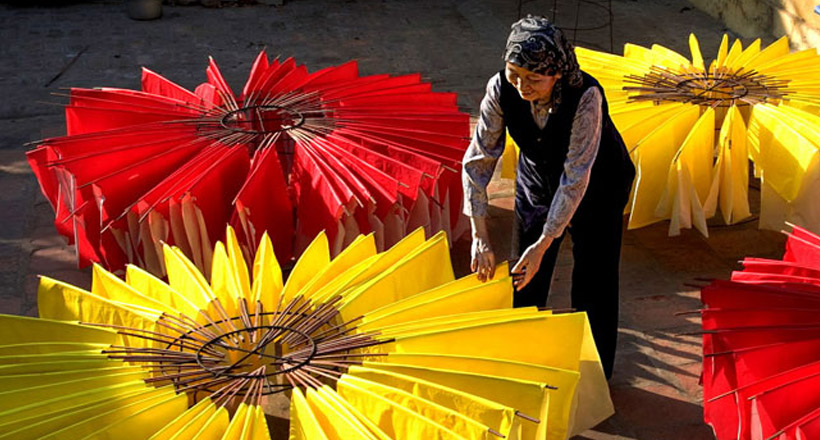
194, 325, 318, 379
219, 105, 306, 135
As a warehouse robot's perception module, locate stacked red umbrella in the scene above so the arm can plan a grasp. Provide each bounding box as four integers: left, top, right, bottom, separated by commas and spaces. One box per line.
28, 51, 469, 277
701, 224, 820, 440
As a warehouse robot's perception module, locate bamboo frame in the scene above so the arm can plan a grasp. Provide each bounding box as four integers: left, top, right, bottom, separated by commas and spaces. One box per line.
623, 66, 788, 108
99, 295, 391, 408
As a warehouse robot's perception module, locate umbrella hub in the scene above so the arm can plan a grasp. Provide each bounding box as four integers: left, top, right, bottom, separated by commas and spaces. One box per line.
624, 66, 788, 107
220, 104, 306, 136
194, 324, 318, 380
99, 300, 390, 406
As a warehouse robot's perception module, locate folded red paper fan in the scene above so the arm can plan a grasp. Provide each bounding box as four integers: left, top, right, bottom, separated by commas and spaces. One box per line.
701, 224, 820, 439
28, 52, 470, 276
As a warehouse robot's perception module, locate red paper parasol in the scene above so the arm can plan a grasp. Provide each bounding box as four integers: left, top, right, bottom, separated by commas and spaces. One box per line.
700, 224, 820, 440
28, 52, 470, 277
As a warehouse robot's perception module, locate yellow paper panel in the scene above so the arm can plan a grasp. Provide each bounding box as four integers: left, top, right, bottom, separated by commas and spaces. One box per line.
211, 241, 241, 318
576, 46, 652, 73
221, 402, 249, 440
372, 307, 540, 339
624, 43, 673, 67
688, 33, 704, 70
296, 233, 377, 301
748, 104, 818, 202
37, 277, 160, 342
0, 369, 149, 412
0, 359, 120, 375
249, 406, 271, 440
0, 381, 148, 433
753, 48, 818, 74
386, 313, 584, 370
712, 34, 730, 71
92, 264, 172, 314
251, 232, 283, 307
372, 354, 579, 440
0, 342, 109, 356
372, 312, 612, 434
340, 375, 494, 439
349, 366, 518, 439
743, 36, 790, 71
362, 279, 512, 333
729, 38, 761, 69
339, 231, 454, 321
0, 365, 141, 391
306, 387, 377, 440
226, 226, 252, 303
656, 107, 714, 236
358, 362, 549, 440
649, 43, 691, 68
612, 103, 685, 140
716, 105, 752, 224
149, 397, 214, 440
0, 350, 105, 366
0, 313, 115, 345
336, 377, 464, 440
316, 386, 389, 440
306, 253, 380, 306
36, 387, 178, 439
290, 387, 330, 440
0, 385, 159, 439
84, 392, 188, 440
628, 105, 701, 229
723, 38, 743, 68
282, 231, 330, 303
226, 229, 252, 298
192, 406, 230, 440
164, 244, 214, 308
360, 264, 510, 331
329, 228, 427, 298
126, 264, 200, 317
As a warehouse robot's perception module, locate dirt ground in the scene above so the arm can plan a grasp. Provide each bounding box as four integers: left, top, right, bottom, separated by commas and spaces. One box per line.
0, 1, 785, 438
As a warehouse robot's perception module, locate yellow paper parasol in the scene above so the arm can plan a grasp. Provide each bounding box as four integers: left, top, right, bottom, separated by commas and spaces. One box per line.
0, 227, 613, 439
503, 34, 820, 236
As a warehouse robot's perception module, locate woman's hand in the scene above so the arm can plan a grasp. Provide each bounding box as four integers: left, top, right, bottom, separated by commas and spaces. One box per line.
511, 235, 553, 290
471, 235, 496, 282
469, 216, 495, 282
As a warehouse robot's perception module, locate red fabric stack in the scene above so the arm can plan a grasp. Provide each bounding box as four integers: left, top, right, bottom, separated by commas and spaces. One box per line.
702, 225, 820, 440
28, 52, 469, 277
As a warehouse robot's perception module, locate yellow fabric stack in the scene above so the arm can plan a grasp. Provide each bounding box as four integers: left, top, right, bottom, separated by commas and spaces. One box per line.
0, 226, 613, 439
504, 34, 820, 236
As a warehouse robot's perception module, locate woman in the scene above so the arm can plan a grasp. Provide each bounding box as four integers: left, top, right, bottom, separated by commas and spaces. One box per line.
462, 16, 635, 378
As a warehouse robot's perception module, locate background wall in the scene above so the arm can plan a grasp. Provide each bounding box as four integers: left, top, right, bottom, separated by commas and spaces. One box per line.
690, 0, 820, 49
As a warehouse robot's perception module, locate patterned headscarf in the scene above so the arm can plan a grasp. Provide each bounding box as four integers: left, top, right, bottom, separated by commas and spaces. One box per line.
503, 15, 583, 88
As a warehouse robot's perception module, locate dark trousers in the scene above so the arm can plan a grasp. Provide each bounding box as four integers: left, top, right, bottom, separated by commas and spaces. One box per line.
512, 210, 624, 379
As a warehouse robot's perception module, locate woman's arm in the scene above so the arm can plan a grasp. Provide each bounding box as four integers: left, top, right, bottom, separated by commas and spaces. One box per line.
462, 74, 506, 281
462, 74, 506, 218
542, 86, 602, 237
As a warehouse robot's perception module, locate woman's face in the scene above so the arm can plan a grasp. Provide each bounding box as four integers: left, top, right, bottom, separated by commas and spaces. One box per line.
504, 62, 561, 102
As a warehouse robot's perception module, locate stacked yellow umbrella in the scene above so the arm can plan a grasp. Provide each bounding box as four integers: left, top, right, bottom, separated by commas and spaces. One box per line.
0, 226, 613, 440
508, 33, 820, 236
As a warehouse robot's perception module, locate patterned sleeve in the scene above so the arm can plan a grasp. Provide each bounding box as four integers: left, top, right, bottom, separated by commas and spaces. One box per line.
461, 73, 506, 218
541, 87, 603, 238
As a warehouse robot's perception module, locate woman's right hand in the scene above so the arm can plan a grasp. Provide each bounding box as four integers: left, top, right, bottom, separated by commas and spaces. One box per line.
469, 215, 496, 282
471, 235, 496, 282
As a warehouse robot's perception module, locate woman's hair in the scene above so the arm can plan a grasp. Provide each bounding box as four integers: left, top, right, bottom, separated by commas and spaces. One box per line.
503, 15, 583, 88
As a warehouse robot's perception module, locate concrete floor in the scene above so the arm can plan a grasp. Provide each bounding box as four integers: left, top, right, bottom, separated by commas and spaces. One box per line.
0, 1, 786, 438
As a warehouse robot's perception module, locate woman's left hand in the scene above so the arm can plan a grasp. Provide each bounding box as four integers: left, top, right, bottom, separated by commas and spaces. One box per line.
511, 236, 553, 290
